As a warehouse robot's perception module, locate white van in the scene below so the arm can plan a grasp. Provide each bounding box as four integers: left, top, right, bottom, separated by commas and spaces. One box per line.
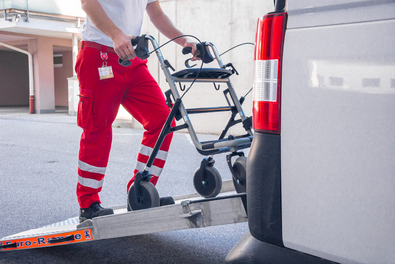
226, 0, 395, 263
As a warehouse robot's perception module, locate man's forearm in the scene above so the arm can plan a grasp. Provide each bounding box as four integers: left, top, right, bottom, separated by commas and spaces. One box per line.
147, 1, 189, 46
151, 13, 186, 46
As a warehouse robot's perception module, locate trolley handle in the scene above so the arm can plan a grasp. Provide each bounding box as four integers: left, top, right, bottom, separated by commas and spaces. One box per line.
131, 36, 139, 47
182, 43, 214, 64
119, 35, 150, 67
182, 47, 193, 55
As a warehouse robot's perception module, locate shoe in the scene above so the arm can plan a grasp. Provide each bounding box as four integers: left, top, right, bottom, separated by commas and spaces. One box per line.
79, 202, 114, 223
160, 196, 175, 206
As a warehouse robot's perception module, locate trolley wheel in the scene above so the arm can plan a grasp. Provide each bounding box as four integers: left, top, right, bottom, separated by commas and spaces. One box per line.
193, 166, 222, 198
127, 181, 160, 211
232, 156, 247, 193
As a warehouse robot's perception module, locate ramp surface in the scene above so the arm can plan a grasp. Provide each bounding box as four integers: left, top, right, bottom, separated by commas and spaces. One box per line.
1, 181, 246, 251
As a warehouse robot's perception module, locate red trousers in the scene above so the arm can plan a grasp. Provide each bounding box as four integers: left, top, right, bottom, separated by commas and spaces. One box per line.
75, 42, 174, 209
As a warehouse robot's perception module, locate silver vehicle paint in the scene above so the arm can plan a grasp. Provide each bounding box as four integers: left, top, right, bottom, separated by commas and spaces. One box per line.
281, 1, 395, 263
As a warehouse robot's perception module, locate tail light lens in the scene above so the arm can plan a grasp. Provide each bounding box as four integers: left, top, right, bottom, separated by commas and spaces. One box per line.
253, 12, 287, 134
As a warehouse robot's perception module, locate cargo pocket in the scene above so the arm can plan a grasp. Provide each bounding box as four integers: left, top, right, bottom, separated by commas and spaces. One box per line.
77, 90, 97, 132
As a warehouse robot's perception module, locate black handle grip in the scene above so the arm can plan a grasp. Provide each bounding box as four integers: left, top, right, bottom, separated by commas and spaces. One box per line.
119, 58, 132, 67
182, 47, 192, 55
182, 43, 214, 64
118, 36, 146, 67
131, 36, 139, 46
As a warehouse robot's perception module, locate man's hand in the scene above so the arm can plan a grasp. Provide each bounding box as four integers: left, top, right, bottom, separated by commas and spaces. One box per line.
113, 33, 136, 60
183, 40, 200, 61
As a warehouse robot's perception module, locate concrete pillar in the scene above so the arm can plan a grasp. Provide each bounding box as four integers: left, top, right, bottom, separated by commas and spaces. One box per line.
28, 37, 55, 114
72, 33, 78, 76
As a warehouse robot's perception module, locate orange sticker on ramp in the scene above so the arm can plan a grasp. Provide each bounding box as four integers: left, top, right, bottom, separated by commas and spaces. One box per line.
1, 229, 93, 251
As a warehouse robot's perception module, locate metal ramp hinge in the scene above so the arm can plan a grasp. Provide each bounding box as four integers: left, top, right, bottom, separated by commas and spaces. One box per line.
76, 219, 93, 230
180, 200, 206, 228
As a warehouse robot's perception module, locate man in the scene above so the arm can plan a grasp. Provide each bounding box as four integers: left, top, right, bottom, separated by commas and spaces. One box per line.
76, 0, 197, 222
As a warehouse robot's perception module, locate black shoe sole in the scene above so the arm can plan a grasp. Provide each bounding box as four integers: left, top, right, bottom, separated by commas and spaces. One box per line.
79, 208, 114, 223
160, 197, 175, 206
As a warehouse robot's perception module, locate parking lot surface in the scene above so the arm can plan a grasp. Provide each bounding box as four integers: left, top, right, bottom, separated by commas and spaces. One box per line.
0, 108, 248, 263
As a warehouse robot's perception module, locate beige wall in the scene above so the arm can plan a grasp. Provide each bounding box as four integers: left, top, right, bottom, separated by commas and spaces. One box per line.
137, 0, 274, 134
54, 50, 73, 107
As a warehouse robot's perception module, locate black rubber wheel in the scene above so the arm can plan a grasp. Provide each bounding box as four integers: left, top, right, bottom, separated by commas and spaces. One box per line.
193, 166, 222, 198
127, 181, 160, 211
232, 156, 247, 193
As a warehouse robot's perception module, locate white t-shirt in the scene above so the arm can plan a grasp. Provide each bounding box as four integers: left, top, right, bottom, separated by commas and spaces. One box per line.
81, 0, 157, 47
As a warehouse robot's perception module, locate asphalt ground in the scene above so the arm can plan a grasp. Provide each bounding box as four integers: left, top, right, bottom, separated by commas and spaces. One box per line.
0, 107, 249, 264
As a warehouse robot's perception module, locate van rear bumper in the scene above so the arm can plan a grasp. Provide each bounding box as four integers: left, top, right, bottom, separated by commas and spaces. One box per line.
247, 132, 282, 246
225, 232, 336, 264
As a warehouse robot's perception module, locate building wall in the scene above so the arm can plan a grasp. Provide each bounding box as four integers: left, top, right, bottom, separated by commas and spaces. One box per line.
0, 50, 29, 106
136, 0, 273, 134
1, 0, 274, 134
1, 34, 74, 112
54, 50, 73, 107
0, 0, 85, 17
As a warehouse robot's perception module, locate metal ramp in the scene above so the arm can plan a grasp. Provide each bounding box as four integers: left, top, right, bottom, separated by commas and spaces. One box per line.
0, 181, 247, 251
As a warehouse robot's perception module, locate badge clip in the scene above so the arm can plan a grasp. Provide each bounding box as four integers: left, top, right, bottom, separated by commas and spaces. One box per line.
98, 51, 114, 80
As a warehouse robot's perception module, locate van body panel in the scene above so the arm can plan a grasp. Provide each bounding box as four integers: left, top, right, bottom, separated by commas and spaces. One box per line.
281, 2, 395, 263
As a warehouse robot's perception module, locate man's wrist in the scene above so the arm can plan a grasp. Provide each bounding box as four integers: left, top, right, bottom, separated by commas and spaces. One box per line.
174, 36, 187, 47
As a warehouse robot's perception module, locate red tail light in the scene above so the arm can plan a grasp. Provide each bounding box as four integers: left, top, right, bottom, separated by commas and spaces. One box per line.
253, 12, 287, 134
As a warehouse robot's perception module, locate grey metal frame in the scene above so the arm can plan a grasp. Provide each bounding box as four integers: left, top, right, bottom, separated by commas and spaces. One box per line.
145, 35, 253, 154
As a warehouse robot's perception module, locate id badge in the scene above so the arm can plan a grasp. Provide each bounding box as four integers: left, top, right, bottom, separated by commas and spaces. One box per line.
98, 65, 114, 80
98, 51, 114, 80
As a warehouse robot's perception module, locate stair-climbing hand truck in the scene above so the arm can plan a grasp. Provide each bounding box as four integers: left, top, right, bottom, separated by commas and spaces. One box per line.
120, 35, 253, 211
